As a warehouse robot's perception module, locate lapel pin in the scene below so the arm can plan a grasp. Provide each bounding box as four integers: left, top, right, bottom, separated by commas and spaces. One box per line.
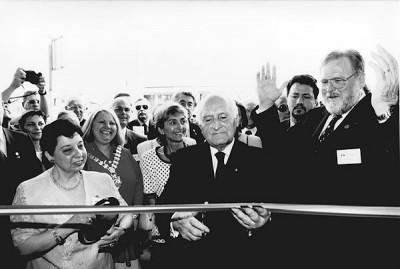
15, 152, 20, 159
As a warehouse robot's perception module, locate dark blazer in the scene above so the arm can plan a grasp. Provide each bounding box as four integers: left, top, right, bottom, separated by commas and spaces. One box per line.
188, 122, 205, 144
252, 94, 400, 268
127, 119, 157, 139
124, 128, 147, 155
157, 140, 274, 269
1, 127, 43, 268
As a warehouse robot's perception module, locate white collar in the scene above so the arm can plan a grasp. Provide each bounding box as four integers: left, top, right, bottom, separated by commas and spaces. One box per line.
210, 138, 235, 164
0, 128, 7, 156
121, 127, 127, 138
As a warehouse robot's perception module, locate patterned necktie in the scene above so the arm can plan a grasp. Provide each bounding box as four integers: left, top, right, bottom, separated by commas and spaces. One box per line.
319, 115, 342, 142
215, 151, 225, 180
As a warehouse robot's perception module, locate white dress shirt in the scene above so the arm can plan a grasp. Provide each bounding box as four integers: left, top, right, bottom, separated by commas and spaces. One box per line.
209, 139, 235, 176
0, 128, 7, 157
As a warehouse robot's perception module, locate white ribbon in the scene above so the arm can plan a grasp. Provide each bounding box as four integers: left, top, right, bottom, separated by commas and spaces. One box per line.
2, 203, 400, 218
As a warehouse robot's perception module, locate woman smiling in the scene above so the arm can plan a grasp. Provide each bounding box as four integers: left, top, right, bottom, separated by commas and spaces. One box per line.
82, 108, 144, 269
10, 119, 133, 269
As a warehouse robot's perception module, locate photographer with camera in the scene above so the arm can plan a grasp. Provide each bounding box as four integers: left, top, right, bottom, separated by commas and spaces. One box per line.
2, 68, 50, 130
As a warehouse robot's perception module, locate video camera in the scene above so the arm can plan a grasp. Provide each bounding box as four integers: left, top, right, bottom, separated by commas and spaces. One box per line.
24, 70, 42, 85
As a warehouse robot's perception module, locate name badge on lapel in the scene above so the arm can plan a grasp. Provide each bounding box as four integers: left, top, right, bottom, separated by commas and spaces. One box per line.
336, 149, 362, 165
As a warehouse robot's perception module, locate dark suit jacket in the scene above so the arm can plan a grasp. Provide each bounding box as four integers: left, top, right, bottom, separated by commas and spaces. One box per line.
127, 119, 157, 139
124, 129, 147, 155
157, 140, 274, 269
252, 94, 400, 268
188, 121, 205, 144
1, 127, 43, 268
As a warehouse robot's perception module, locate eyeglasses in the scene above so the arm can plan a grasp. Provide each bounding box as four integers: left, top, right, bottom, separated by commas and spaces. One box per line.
135, 105, 148, 110
114, 106, 131, 113
320, 73, 356, 90
27, 100, 40, 105
67, 105, 84, 111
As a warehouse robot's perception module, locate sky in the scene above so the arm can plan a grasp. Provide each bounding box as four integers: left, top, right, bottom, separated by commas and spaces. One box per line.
0, 0, 398, 114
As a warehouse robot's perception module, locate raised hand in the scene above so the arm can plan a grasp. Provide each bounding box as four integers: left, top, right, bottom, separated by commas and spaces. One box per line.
369, 44, 399, 114
37, 75, 46, 93
256, 62, 286, 111
10, 68, 26, 89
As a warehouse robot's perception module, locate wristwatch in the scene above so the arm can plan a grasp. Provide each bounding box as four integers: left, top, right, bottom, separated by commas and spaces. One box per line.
377, 106, 394, 123
38, 90, 47, 96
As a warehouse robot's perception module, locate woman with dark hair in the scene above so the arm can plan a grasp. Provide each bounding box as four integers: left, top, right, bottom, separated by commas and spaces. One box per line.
10, 119, 134, 269
139, 101, 194, 268
235, 101, 262, 148
82, 108, 143, 269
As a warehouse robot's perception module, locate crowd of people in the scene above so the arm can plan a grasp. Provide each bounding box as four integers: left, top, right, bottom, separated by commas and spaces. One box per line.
0, 44, 399, 269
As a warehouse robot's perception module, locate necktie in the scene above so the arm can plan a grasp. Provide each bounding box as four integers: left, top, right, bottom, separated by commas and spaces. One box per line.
319, 115, 342, 142
143, 123, 148, 135
245, 130, 252, 135
215, 151, 225, 180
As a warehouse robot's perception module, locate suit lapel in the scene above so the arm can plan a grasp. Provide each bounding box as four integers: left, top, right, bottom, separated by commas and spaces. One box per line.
333, 94, 374, 135
311, 109, 330, 141
3, 128, 16, 157
199, 143, 214, 182
225, 140, 241, 174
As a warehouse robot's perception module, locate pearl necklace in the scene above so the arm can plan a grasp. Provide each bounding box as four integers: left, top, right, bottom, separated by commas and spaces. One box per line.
87, 145, 122, 189
50, 169, 82, 192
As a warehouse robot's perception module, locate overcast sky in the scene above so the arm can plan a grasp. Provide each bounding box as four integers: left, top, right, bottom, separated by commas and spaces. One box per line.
0, 0, 398, 111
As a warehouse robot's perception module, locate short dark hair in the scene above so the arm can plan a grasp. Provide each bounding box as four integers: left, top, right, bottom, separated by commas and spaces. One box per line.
286, 74, 319, 100
40, 119, 82, 155
19, 110, 46, 132
172, 91, 196, 105
235, 101, 248, 131
153, 101, 188, 144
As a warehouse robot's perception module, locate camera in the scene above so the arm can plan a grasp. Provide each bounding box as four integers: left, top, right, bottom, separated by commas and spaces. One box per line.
24, 70, 42, 85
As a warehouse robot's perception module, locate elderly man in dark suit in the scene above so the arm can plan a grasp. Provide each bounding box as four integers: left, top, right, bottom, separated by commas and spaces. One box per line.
0, 100, 43, 268
251, 45, 399, 268
156, 92, 273, 269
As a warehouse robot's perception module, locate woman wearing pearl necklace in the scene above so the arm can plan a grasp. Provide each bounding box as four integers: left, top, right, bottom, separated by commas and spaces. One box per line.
10, 119, 134, 269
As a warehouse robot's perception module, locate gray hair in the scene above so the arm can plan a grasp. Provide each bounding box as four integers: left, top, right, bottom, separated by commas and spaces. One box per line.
195, 92, 239, 126
321, 49, 365, 76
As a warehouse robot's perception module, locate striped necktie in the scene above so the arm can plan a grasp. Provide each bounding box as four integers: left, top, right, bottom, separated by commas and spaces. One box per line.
319, 115, 342, 142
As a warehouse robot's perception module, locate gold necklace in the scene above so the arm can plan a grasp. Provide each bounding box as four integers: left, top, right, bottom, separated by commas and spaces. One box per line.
87, 145, 122, 188
50, 169, 82, 192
